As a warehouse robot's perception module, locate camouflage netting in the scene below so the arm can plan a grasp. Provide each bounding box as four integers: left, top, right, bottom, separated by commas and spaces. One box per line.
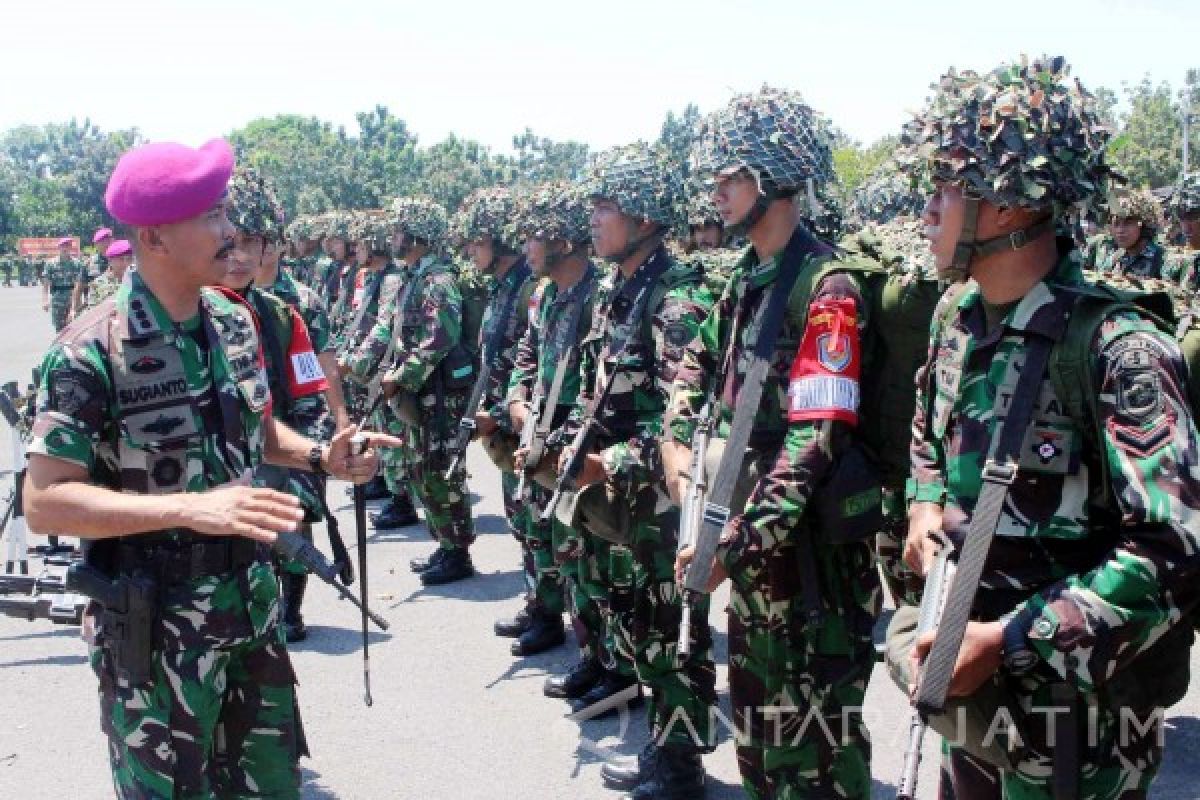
805, 181, 845, 242
391, 196, 449, 245
227, 166, 285, 241
517, 181, 592, 244
685, 192, 723, 229
690, 85, 835, 193
584, 142, 683, 228
1108, 189, 1162, 231
348, 210, 393, 253
898, 55, 1116, 218
320, 210, 352, 240
841, 217, 936, 278
1171, 173, 1200, 217
286, 214, 320, 243
852, 163, 927, 225
451, 187, 522, 250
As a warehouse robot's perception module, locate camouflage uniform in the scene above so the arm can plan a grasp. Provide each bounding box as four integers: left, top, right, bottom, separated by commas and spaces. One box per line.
1163, 175, 1200, 294
567, 144, 718, 763
378, 198, 475, 556
1083, 190, 1167, 279
669, 88, 882, 799
0, 253, 12, 286
29, 271, 302, 798
44, 254, 84, 331
896, 55, 1200, 799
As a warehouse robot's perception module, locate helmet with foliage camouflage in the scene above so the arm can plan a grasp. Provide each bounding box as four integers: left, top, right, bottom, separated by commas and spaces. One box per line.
1109, 189, 1162, 231
517, 181, 592, 244
227, 166, 285, 242
686, 192, 723, 230
584, 142, 683, 229
348, 210, 393, 255
690, 86, 836, 195
1171, 173, 1200, 217
898, 55, 1114, 218
452, 187, 522, 251
285, 215, 316, 243
390, 196, 448, 245
806, 182, 845, 242
852, 163, 927, 225
321, 210, 352, 241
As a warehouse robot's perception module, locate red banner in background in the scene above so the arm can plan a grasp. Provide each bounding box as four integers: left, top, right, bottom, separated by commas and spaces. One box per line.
17, 237, 81, 258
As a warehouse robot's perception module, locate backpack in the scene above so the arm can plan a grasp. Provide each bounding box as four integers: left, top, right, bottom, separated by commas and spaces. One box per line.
454, 263, 491, 357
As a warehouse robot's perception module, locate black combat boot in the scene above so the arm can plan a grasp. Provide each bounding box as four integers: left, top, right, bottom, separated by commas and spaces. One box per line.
624, 744, 705, 800
568, 671, 643, 719
494, 605, 533, 638
370, 493, 419, 528
419, 548, 475, 585
510, 608, 566, 656
543, 656, 603, 699
409, 547, 447, 573
602, 741, 661, 790
282, 573, 309, 643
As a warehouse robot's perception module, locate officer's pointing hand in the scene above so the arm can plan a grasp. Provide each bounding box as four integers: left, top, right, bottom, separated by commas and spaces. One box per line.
326, 425, 404, 484
188, 485, 305, 544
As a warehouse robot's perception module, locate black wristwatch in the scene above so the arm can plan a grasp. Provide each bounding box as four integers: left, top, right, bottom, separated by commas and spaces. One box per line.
1002, 611, 1039, 676
307, 444, 328, 477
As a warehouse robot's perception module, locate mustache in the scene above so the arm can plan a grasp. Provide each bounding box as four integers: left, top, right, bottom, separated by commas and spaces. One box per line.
215, 240, 236, 259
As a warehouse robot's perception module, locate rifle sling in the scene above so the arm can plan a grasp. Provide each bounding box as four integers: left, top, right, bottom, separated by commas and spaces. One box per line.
914, 331, 1056, 717
531, 271, 597, 454
684, 226, 811, 594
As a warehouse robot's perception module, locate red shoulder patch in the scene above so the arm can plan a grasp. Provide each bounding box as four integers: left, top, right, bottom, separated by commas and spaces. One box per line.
787, 297, 861, 425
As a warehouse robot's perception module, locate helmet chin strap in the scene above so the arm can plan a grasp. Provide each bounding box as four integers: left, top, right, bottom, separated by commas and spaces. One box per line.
946, 195, 1056, 281
727, 193, 774, 237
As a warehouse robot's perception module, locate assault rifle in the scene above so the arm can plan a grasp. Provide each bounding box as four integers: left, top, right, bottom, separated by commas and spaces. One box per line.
443, 359, 492, 479
539, 373, 618, 523
896, 533, 956, 800
0, 555, 87, 625
675, 400, 714, 659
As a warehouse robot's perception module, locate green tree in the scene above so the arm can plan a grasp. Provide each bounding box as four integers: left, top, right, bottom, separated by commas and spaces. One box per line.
657, 103, 701, 178
832, 135, 899, 202
1108, 76, 1180, 187
510, 128, 589, 184
413, 134, 513, 211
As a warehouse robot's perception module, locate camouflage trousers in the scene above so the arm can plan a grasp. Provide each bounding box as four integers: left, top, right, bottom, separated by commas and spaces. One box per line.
875, 494, 923, 607
609, 490, 717, 750
91, 634, 303, 799
50, 293, 71, 332
728, 538, 880, 800
512, 477, 564, 615
408, 459, 474, 551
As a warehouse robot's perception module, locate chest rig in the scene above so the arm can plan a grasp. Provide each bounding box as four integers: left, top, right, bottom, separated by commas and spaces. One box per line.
107, 288, 269, 496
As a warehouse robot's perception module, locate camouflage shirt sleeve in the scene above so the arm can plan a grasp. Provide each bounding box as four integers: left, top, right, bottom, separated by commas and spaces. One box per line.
390, 269, 462, 393
486, 277, 534, 427
28, 338, 113, 473
601, 280, 710, 493
299, 285, 334, 354
506, 307, 542, 408
906, 289, 964, 505
1016, 317, 1200, 692
717, 272, 869, 573
666, 276, 735, 446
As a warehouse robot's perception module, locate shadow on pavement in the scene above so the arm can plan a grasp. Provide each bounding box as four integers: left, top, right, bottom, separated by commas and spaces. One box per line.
0, 626, 80, 642
1155, 715, 1200, 799
389, 567, 524, 607
291, 625, 391, 656
0, 653, 87, 669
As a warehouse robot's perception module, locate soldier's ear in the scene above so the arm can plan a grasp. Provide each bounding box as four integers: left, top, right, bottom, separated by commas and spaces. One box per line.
136, 226, 166, 256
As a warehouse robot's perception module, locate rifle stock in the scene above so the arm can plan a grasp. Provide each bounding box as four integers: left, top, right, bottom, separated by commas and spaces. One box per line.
444, 360, 494, 479
675, 404, 713, 658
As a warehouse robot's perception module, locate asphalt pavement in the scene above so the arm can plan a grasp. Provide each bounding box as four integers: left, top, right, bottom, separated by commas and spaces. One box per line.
1, 285, 1198, 799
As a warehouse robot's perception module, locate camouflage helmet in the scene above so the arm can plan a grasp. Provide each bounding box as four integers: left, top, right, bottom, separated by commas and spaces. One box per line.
584, 142, 683, 229
690, 86, 836, 194
453, 187, 522, 250
227, 166, 285, 242
517, 181, 592, 244
390, 196, 448, 245
348, 210, 392, 255
1108, 189, 1162, 232
321, 210, 352, 241
805, 182, 845, 243
686, 192, 723, 230
898, 55, 1115, 218
1170, 174, 1200, 217
852, 164, 927, 225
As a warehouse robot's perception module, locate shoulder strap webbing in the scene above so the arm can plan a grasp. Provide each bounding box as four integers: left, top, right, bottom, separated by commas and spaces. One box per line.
682, 225, 812, 595
915, 330, 1058, 717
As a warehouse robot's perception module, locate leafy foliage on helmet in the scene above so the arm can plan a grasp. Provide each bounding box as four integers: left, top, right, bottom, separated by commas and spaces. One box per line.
898, 55, 1115, 218
390, 196, 448, 245
228, 166, 285, 241
348, 210, 393, 254
453, 187, 522, 250
690, 86, 836, 193
1108, 188, 1162, 231
1170, 174, 1200, 217
286, 214, 320, 242
686, 192, 722, 229
516, 181, 592, 244
804, 181, 845, 242
841, 217, 936, 278
584, 142, 683, 228
852, 163, 927, 225
320, 210, 352, 240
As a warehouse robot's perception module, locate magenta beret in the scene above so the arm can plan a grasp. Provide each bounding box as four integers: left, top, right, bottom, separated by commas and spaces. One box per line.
105, 138, 235, 226
105, 239, 132, 258
92, 227, 113, 243
56, 237, 73, 247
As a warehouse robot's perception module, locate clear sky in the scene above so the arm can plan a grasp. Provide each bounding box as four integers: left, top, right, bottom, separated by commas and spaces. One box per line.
1, 0, 1195, 153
